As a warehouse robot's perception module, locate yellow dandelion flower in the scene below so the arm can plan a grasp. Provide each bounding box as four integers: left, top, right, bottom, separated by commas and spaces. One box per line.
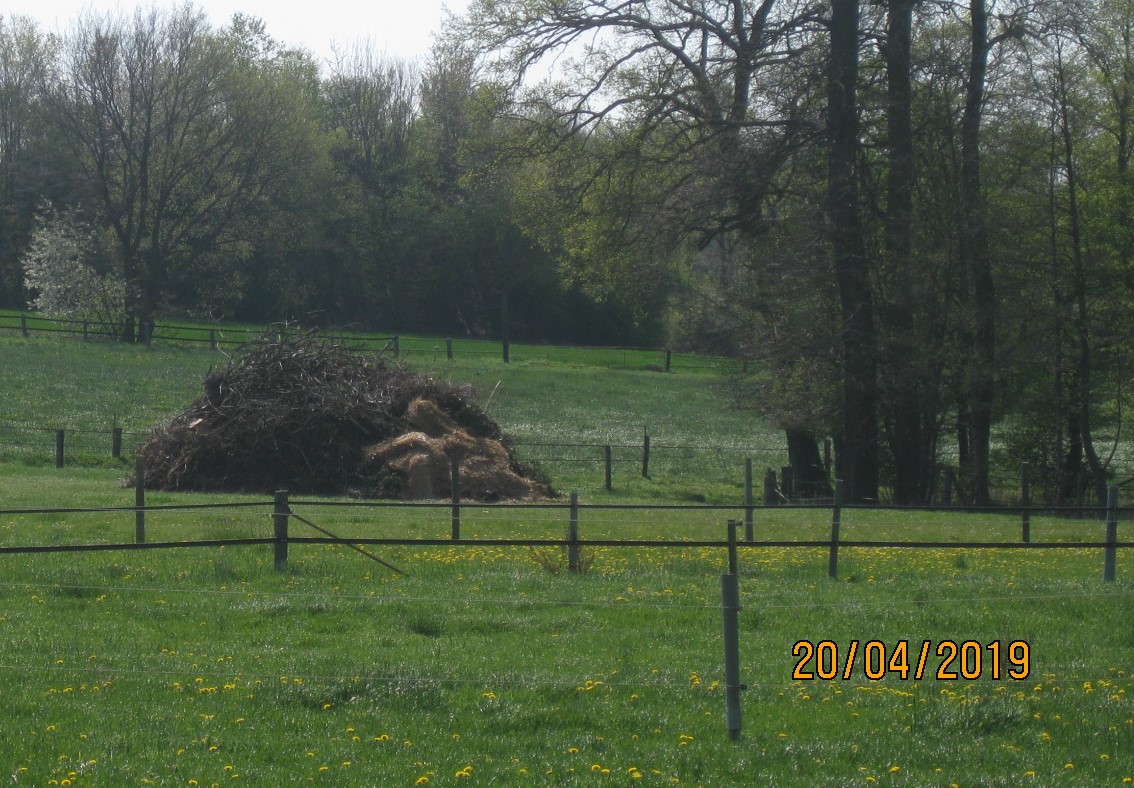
415, 777, 429, 785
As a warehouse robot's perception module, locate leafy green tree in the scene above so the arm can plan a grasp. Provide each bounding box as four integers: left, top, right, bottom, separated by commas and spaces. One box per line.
50, 5, 310, 338
0, 15, 55, 306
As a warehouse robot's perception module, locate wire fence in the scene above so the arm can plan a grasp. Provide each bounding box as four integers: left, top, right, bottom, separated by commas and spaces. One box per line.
1, 491, 1131, 749
6, 420, 1134, 511
0, 490, 1129, 581
0, 312, 741, 373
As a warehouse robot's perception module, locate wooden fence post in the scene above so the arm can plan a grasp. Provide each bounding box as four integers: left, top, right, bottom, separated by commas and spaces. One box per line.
20, 314, 28, 337
135, 455, 146, 543
210, 329, 218, 351
664, 348, 672, 373
274, 490, 290, 571
744, 459, 754, 541
82, 321, 89, 342
1104, 485, 1118, 582
604, 445, 613, 492
446, 338, 453, 360
112, 428, 123, 459
642, 432, 651, 479
393, 336, 401, 358
1020, 462, 1031, 543
568, 492, 580, 573
55, 430, 64, 468
828, 480, 843, 579
451, 454, 462, 541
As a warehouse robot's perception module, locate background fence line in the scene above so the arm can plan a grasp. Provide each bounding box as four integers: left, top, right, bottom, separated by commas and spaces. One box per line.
13, 421, 1134, 505
0, 311, 738, 373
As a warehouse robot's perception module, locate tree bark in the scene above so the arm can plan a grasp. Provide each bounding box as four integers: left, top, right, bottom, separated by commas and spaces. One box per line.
786, 429, 833, 499
828, 0, 879, 503
881, 0, 937, 504
958, 0, 995, 503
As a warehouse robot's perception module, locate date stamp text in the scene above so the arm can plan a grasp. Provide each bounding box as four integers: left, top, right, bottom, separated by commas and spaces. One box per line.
792, 639, 1031, 681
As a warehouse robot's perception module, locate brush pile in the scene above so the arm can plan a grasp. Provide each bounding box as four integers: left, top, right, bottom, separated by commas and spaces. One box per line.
135, 333, 549, 500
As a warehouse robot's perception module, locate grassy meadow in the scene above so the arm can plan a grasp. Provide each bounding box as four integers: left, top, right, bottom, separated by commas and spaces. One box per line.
0, 331, 1132, 785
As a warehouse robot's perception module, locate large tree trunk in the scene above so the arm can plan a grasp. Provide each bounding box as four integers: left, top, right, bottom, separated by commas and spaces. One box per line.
1053, 47, 1109, 507
828, 0, 879, 503
958, 0, 995, 503
786, 429, 833, 499
881, 0, 937, 504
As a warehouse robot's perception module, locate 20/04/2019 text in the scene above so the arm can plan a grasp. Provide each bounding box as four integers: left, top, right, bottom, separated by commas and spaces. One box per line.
791, 639, 1031, 681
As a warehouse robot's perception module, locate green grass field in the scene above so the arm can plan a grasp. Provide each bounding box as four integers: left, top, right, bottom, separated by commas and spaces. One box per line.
0, 333, 1132, 785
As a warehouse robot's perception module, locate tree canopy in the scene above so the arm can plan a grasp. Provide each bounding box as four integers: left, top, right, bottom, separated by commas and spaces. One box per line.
3, 0, 1134, 503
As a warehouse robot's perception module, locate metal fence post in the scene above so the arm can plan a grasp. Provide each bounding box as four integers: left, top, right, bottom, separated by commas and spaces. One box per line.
828, 480, 843, 579
642, 432, 651, 479
274, 490, 290, 571
451, 454, 462, 541
568, 492, 580, 573
1104, 485, 1118, 582
744, 459, 754, 541
135, 455, 146, 543
1021, 462, 1031, 543
721, 523, 743, 740
55, 430, 65, 468
604, 445, 613, 492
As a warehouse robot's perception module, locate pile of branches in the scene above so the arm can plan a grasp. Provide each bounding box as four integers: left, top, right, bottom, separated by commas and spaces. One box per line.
136, 332, 541, 499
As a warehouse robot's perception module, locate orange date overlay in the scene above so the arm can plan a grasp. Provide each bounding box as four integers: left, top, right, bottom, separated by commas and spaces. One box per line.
792, 639, 1031, 681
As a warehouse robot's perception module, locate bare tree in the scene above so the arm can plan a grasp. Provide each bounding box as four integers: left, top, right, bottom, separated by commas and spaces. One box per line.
50, 5, 301, 338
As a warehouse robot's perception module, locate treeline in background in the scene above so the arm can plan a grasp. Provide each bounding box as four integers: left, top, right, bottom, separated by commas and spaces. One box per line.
2, 1, 1134, 506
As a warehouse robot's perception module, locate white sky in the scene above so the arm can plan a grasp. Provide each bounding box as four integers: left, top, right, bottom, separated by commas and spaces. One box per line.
3, 0, 469, 67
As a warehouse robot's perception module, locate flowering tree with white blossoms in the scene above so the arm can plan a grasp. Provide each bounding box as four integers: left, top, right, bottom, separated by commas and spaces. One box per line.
21, 204, 128, 335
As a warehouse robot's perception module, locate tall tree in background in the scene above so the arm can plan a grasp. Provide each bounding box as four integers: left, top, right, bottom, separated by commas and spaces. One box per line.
0, 15, 54, 305
51, 5, 304, 339
827, 0, 879, 502
874, 0, 930, 503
